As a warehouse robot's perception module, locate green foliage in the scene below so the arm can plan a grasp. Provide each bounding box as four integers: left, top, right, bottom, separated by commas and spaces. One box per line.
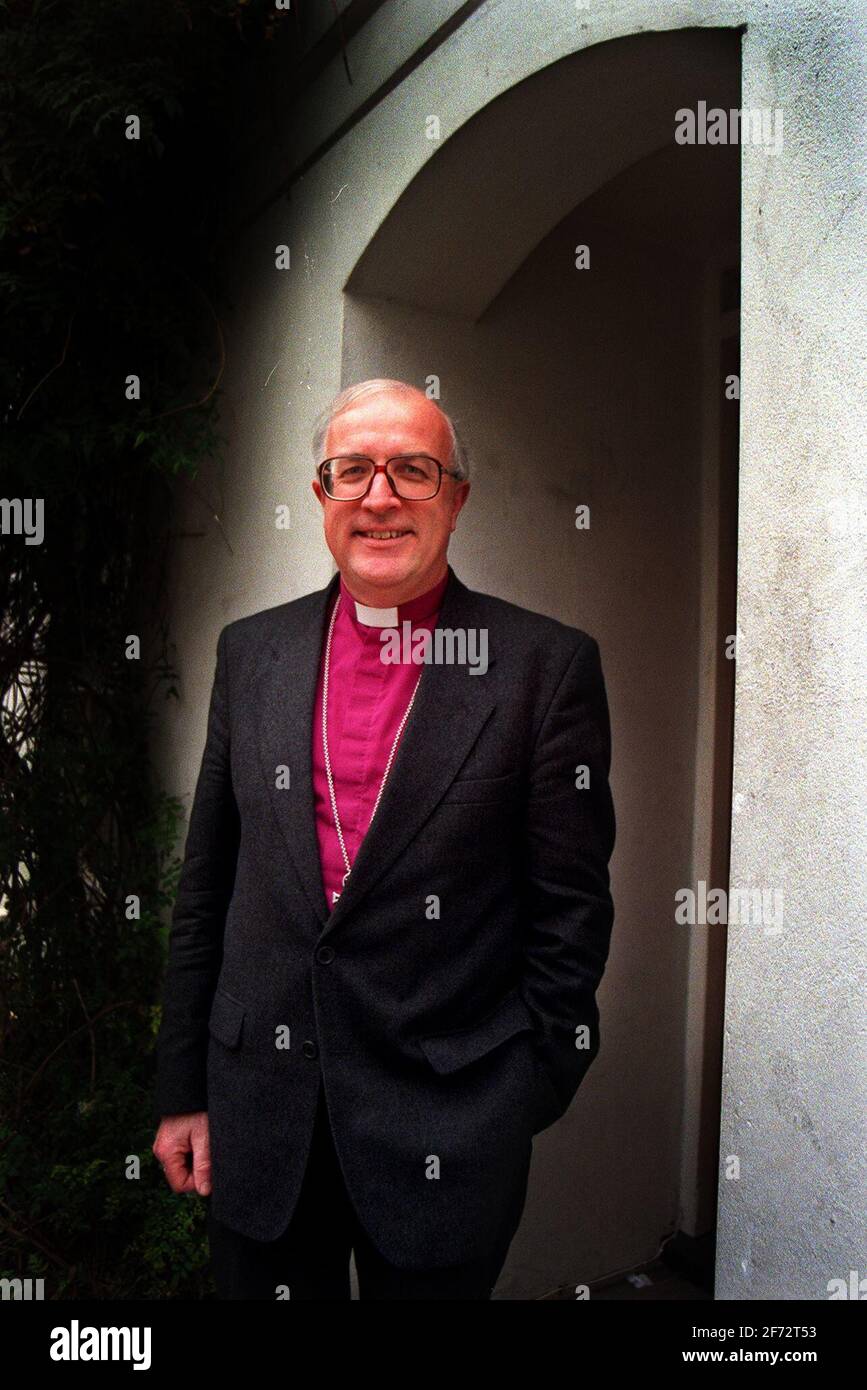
0, 0, 304, 1297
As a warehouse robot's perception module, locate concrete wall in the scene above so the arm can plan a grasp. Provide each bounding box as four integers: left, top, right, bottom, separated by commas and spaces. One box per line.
156, 0, 866, 1299
717, 5, 866, 1300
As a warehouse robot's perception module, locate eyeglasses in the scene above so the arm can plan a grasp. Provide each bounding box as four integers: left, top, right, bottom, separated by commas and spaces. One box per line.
318, 455, 461, 501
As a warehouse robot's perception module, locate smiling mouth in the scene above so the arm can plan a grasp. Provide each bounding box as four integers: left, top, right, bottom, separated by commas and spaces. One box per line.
354, 530, 413, 541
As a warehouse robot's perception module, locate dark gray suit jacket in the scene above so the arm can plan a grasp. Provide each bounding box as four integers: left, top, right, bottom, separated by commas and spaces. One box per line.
154, 562, 615, 1268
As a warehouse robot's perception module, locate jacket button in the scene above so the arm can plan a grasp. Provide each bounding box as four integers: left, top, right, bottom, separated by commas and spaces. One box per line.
316, 945, 335, 964
301, 1040, 318, 1059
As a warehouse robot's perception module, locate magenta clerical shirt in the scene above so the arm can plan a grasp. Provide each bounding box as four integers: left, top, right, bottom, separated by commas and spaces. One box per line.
312, 568, 449, 912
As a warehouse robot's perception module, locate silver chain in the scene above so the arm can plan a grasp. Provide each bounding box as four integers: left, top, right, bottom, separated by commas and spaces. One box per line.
322, 592, 423, 890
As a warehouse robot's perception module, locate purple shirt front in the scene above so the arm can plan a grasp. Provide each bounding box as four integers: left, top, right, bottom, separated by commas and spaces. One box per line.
312, 568, 449, 911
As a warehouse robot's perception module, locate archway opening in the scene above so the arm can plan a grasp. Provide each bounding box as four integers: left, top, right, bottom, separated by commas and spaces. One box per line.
342, 26, 741, 1299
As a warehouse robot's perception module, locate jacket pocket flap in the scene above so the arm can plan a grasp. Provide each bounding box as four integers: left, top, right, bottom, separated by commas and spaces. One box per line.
208, 988, 245, 1049
440, 771, 521, 805
418, 989, 536, 1074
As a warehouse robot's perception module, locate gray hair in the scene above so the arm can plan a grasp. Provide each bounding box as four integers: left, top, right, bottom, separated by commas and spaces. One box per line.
311, 378, 469, 482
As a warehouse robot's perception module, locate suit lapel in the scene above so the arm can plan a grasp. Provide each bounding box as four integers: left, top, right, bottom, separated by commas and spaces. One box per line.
253, 572, 338, 928
253, 564, 498, 936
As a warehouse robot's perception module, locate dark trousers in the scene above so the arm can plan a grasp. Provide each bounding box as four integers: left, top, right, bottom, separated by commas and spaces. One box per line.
207, 1082, 517, 1300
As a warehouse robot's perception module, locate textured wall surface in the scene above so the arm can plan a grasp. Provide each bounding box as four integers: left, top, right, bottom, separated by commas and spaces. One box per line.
717, 5, 866, 1301
155, 0, 866, 1299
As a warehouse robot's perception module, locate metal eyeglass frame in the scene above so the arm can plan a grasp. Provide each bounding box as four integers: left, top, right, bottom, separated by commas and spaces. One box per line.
317, 455, 462, 501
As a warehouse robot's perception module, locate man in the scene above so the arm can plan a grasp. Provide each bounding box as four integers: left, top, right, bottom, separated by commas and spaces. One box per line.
152, 378, 616, 1300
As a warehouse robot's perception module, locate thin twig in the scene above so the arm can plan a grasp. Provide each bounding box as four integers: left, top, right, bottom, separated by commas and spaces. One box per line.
328, 0, 353, 84
22, 1000, 138, 1101
185, 479, 235, 556
0, 1200, 75, 1278
71, 977, 97, 1092
149, 280, 226, 421
16, 314, 75, 419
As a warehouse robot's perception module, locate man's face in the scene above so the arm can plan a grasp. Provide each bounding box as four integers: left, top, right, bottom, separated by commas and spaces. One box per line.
311, 390, 470, 605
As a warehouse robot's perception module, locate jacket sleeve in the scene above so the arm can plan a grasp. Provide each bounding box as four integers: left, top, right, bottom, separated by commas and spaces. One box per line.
153, 625, 240, 1121
519, 632, 616, 1131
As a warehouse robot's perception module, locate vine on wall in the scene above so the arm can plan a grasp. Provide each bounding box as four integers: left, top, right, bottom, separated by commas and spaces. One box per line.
0, 0, 307, 1297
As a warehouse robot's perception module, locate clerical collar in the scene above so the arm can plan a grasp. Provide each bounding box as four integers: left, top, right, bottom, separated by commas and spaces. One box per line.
339, 569, 449, 629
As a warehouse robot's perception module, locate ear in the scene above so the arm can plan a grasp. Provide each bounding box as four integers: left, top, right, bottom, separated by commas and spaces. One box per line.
450, 481, 470, 526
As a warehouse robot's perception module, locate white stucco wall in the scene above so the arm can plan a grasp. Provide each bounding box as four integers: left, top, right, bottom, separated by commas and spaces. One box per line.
156, 0, 866, 1299
717, 5, 866, 1301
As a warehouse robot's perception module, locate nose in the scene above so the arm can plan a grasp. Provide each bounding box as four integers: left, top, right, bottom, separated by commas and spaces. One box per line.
364, 469, 402, 508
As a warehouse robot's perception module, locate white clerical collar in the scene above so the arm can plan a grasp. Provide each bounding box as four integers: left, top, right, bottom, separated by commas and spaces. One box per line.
353, 599, 399, 627
338, 569, 450, 631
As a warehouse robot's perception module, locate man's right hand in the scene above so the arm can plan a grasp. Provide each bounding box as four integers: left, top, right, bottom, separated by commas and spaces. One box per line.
152, 1112, 211, 1196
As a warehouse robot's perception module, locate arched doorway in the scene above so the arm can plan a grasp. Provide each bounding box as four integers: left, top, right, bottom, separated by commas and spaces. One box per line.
340, 27, 741, 1298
